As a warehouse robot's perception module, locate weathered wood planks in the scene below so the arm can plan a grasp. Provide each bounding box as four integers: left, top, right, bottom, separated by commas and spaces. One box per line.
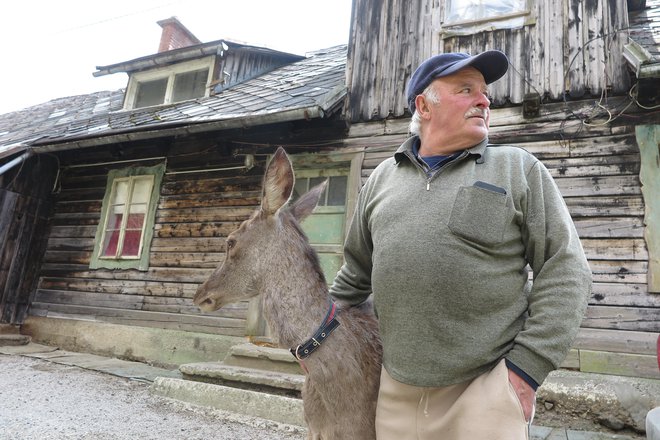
345, 0, 630, 121
34, 149, 264, 337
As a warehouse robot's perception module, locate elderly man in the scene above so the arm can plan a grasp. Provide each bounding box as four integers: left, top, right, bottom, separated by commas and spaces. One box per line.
329, 50, 592, 439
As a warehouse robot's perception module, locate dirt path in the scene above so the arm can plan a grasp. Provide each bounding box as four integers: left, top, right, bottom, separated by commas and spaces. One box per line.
0, 354, 306, 440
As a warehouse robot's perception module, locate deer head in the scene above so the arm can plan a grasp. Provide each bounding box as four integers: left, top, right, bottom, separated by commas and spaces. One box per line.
193, 147, 327, 312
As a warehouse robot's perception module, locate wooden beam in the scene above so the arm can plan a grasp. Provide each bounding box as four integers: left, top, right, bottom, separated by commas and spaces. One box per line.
574, 328, 659, 356
636, 125, 660, 292
579, 349, 660, 380
583, 305, 659, 331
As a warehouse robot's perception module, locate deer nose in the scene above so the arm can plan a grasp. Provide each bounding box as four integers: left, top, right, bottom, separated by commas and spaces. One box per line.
193, 293, 217, 311
193, 286, 210, 305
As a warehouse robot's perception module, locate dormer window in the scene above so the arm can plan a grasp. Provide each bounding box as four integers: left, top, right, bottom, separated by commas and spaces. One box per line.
124, 56, 214, 109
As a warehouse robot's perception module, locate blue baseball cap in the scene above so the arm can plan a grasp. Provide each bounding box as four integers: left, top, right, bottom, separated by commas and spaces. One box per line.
406, 50, 509, 112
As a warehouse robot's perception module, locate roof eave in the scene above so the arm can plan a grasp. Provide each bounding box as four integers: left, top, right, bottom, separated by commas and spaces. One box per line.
29, 99, 345, 154
94, 40, 305, 77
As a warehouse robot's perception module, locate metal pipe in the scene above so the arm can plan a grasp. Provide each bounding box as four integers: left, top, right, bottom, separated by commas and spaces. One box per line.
0, 151, 31, 176
64, 156, 167, 169
166, 165, 247, 175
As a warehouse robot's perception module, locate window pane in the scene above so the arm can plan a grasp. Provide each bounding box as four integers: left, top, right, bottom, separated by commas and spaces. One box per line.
172, 69, 208, 102
122, 230, 142, 257
102, 210, 122, 257
101, 182, 127, 257
101, 228, 121, 257
106, 209, 123, 229
309, 177, 327, 206
446, 0, 526, 23
327, 176, 347, 206
131, 177, 153, 204
292, 178, 308, 201
125, 211, 146, 229
135, 78, 167, 107
112, 180, 129, 205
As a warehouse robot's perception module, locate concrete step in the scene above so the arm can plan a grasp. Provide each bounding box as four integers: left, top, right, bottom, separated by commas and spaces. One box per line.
0, 334, 31, 346
222, 342, 303, 375
151, 377, 305, 427
179, 362, 304, 398
648, 407, 660, 440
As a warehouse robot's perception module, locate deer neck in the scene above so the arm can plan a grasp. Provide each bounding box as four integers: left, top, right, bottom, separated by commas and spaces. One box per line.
260, 251, 330, 348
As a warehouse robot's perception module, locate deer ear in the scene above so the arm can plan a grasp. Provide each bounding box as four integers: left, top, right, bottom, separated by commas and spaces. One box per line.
291, 180, 327, 222
261, 147, 294, 216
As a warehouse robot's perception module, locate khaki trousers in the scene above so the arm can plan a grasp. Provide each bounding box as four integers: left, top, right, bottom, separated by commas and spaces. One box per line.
375, 359, 528, 440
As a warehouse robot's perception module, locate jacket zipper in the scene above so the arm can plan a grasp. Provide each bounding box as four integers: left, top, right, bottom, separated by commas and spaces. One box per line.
415, 150, 468, 191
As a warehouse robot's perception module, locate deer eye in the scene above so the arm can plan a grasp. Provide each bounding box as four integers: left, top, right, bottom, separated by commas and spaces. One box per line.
226, 238, 236, 251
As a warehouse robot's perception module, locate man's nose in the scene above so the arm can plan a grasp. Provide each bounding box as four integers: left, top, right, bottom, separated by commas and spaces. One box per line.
476, 92, 491, 107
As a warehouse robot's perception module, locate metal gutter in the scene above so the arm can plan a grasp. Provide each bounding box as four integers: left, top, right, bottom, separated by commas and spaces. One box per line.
0, 151, 32, 176
93, 44, 222, 77
94, 40, 304, 77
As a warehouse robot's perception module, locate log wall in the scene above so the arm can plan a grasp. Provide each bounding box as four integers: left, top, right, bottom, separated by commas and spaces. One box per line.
29, 119, 348, 338
31, 140, 267, 336
0, 155, 58, 324
345, 0, 631, 122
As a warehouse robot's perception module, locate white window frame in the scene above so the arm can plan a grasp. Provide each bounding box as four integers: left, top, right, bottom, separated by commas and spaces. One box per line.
124, 56, 215, 110
441, 0, 534, 34
97, 175, 154, 261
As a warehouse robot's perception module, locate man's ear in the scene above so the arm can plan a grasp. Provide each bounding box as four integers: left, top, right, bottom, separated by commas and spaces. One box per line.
415, 94, 433, 118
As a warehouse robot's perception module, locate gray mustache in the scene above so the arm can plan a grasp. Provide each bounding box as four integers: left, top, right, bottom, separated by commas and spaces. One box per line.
465, 108, 488, 118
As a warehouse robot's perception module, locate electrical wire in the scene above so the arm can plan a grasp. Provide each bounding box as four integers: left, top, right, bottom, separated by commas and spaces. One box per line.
629, 83, 660, 110
54, 1, 186, 35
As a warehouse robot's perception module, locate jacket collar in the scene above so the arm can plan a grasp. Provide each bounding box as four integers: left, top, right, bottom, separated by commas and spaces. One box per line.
394, 136, 489, 164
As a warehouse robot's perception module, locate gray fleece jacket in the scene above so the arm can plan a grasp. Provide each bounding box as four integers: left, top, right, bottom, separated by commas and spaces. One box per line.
329, 136, 592, 387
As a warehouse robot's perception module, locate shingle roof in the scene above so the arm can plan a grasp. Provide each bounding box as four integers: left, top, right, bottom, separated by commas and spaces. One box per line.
0, 44, 347, 157
629, 0, 660, 60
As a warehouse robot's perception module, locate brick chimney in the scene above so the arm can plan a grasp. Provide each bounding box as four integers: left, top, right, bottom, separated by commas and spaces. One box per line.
157, 17, 202, 53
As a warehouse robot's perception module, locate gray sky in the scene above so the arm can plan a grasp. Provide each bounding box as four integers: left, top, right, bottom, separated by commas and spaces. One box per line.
0, 0, 352, 115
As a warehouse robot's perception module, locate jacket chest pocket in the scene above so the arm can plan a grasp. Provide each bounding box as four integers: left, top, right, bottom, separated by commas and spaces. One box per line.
448, 182, 511, 247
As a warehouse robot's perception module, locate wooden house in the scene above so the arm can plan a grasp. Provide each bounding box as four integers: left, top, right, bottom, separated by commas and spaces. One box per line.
1, 0, 659, 381
0, 18, 351, 365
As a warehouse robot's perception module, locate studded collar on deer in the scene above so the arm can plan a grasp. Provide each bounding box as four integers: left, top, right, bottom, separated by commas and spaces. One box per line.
290, 300, 340, 362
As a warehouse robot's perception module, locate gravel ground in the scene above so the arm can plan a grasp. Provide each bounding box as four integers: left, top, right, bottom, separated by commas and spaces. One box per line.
0, 354, 306, 440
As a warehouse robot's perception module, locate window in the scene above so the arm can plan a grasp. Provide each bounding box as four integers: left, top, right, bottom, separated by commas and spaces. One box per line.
293, 175, 348, 207
171, 69, 209, 103
291, 171, 349, 283
443, 0, 530, 34
135, 78, 168, 108
90, 164, 165, 270
125, 57, 213, 109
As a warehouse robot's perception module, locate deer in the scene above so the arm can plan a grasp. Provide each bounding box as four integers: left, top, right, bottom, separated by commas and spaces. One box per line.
193, 147, 382, 439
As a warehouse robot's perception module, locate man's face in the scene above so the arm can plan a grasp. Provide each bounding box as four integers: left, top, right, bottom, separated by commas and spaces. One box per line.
425, 67, 491, 148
